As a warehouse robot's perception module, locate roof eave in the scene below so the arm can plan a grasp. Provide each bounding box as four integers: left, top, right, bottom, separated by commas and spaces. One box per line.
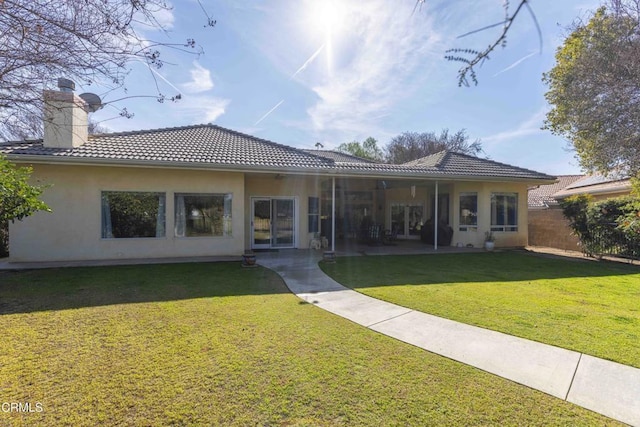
4, 153, 339, 175
553, 183, 633, 199
5, 153, 556, 183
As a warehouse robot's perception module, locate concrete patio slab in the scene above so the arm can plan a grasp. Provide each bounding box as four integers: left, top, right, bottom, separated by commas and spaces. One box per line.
370, 310, 581, 399
567, 355, 640, 426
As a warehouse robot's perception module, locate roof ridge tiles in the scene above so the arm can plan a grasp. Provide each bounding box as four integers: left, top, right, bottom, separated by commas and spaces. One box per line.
444, 150, 556, 179
87, 123, 212, 138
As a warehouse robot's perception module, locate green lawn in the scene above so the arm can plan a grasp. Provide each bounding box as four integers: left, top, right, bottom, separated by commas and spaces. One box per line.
320, 251, 640, 368
0, 262, 620, 426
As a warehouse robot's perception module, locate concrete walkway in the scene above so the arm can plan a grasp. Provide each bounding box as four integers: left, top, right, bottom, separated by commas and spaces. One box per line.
258, 250, 640, 427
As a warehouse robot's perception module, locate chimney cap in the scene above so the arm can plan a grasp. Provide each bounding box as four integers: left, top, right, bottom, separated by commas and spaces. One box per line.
57, 78, 75, 92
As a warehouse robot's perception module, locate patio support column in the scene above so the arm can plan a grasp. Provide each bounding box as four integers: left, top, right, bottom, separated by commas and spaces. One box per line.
434, 180, 439, 250
331, 176, 336, 252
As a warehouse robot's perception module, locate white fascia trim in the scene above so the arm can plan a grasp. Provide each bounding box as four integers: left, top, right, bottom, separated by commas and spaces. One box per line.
6, 154, 556, 184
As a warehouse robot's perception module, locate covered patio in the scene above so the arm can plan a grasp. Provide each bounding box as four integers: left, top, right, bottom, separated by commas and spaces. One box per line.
331, 238, 484, 257
319, 176, 455, 252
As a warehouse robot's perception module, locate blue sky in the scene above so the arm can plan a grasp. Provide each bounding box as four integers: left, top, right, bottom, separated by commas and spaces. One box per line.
84, 0, 599, 175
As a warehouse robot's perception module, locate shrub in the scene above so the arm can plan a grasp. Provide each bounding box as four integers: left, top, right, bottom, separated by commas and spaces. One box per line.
559, 194, 592, 241
561, 194, 640, 259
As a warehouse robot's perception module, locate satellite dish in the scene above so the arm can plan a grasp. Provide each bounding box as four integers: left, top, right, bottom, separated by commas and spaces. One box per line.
79, 92, 103, 113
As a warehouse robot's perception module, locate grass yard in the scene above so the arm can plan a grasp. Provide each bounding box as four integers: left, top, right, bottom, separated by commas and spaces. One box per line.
0, 262, 621, 426
320, 251, 640, 368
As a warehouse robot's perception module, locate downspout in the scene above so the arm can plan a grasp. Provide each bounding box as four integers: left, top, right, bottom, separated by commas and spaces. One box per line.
332, 177, 336, 252
434, 181, 439, 251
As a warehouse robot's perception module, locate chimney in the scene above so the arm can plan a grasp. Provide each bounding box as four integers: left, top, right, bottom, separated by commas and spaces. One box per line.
43, 78, 89, 148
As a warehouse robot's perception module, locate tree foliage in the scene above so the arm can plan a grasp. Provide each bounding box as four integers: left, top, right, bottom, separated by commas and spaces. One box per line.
560, 193, 640, 258
0, 0, 214, 141
0, 155, 50, 256
336, 137, 384, 162
559, 194, 593, 242
385, 129, 483, 164
543, 1, 640, 176
0, 156, 49, 224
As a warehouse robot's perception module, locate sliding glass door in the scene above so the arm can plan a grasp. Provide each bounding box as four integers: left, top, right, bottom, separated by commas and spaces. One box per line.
390, 202, 425, 238
251, 197, 296, 249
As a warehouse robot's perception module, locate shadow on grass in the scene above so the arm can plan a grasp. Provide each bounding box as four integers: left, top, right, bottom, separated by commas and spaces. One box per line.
0, 262, 289, 315
320, 251, 640, 289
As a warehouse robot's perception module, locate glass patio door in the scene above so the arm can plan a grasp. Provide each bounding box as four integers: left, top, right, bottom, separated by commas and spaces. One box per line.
273, 199, 294, 247
252, 198, 272, 249
251, 198, 296, 249
390, 203, 424, 238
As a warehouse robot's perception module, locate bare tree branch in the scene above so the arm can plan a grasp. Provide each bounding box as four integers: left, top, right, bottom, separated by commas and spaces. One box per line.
0, 0, 214, 141
443, 0, 542, 86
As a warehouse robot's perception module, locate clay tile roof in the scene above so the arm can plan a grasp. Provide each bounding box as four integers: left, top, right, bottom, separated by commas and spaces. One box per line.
302, 149, 376, 163
527, 175, 584, 208
404, 151, 555, 180
0, 125, 555, 182
0, 124, 333, 169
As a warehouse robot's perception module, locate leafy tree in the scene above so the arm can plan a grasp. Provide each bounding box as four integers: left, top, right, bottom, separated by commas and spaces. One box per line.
560, 194, 594, 242
385, 129, 483, 164
0, 155, 50, 256
336, 137, 384, 162
543, 1, 640, 176
0, 0, 215, 141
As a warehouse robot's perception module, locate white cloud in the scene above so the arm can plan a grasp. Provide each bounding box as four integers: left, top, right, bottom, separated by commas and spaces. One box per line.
132, 1, 175, 31
303, 0, 445, 136
174, 95, 230, 123
152, 6, 176, 29
181, 62, 214, 93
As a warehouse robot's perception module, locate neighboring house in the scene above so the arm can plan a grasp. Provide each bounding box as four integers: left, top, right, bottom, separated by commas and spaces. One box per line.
528, 173, 633, 251
0, 86, 555, 262
552, 173, 632, 202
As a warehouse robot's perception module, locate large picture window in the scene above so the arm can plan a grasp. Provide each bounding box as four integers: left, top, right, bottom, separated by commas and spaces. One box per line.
175, 193, 232, 237
459, 192, 477, 231
101, 192, 166, 238
491, 193, 518, 232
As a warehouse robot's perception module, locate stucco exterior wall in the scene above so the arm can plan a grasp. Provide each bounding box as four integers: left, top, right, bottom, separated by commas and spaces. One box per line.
9, 163, 535, 262
9, 164, 245, 262
451, 181, 529, 248
244, 174, 323, 249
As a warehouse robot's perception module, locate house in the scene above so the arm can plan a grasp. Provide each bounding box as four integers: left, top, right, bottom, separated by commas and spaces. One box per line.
552, 173, 632, 202
528, 173, 633, 251
0, 85, 556, 262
